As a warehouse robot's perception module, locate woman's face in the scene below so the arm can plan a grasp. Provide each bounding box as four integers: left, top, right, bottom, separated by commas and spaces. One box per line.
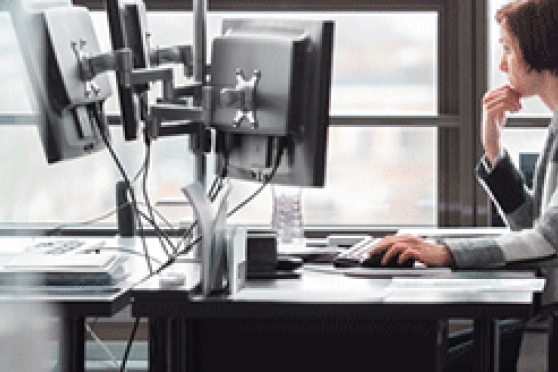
498, 22, 543, 98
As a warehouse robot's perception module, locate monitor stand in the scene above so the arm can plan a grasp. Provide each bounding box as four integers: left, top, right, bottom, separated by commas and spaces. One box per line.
181, 181, 230, 296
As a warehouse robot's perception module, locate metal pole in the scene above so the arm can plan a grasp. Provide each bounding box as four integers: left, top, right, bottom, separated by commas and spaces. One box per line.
191, 0, 208, 274
193, 0, 207, 187
193, 0, 207, 89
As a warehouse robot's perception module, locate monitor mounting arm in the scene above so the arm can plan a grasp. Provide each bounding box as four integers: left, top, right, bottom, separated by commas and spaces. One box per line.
149, 44, 203, 99
72, 39, 175, 100
150, 44, 193, 73
71, 39, 129, 98
72, 40, 211, 153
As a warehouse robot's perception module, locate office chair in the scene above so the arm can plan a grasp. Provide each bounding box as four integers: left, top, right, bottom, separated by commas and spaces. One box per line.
445, 318, 526, 372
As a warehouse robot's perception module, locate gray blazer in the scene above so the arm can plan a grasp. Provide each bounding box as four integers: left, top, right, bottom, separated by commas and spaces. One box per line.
444, 113, 558, 268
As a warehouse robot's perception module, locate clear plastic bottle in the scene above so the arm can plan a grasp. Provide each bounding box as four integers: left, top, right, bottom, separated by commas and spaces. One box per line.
272, 186, 304, 247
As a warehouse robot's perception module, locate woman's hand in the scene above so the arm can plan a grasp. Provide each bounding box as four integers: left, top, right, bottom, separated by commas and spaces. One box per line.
481, 85, 521, 165
368, 235, 455, 268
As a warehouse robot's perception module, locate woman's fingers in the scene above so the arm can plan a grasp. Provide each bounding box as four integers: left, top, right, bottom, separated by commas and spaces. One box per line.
382, 243, 408, 265
483, 89, 520, 114
369, 236, 453, 267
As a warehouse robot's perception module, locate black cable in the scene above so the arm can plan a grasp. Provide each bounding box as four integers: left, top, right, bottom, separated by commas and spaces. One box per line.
136, 209, 178, 255
149, 204, 176, 231
169, 149, 281, 263
96, 247, 163, 265
141, 137, 175, 256
227, 142, 285, 218
44, 210, 170, 265
120, 317, 141, 372
92, 105, 153, 274
154, 236, 201, 277
226, 181, 266, 218
210, 180, 224, 203
46, 138, 151, 237
141, 138, 155, 227
173, 176, 223, 252
45, 200, 176, 243
175, 220, 198, 253
147, 149, 283, 280
131, 141, 150, 184
150, 142, 284, 277
45, 201, 134, 236
44, 129, 179, 260
172, 142, 283, 257
208, 175, 223, 202
173, 175, 223, 253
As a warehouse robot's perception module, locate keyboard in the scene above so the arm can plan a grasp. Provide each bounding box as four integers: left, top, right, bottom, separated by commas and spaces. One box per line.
2, 253, 127, 287
2, 238, 127, 287
332, 236, 379, 268
23, 239, 106, 255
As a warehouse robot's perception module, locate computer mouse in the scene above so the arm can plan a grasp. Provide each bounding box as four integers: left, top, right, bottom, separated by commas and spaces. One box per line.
276, 255, 304, 271
159, 272, 186, 287
362, 251, 414, 268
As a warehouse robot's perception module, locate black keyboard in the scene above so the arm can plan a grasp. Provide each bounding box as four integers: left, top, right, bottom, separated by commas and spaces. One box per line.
332, 236, 379, 268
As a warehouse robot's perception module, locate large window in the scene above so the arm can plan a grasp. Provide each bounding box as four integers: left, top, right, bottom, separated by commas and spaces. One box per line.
0, 8, 440, 228
0, 14, 32, 114
96, 11, 438, 116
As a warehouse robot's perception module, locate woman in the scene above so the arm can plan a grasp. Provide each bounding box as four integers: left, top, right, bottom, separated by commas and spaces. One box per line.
370, 0, 558, 272
370, 1, 558, 370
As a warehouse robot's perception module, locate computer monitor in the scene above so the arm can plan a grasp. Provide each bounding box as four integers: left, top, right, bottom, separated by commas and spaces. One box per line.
106, 0, 150, 141
9, 2, 112, 163
212, 19, 334, 187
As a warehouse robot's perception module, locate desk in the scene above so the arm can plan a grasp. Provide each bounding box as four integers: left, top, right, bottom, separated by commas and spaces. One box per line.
132, 262, 542, 372
0, 236, 156, 372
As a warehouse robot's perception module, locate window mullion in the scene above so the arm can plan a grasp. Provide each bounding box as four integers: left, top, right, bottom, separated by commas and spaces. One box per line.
330, 116, 459, 128
75, 0, 444, 11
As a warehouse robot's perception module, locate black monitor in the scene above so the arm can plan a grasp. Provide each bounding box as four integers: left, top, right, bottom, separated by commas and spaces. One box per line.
9, 2, 111, 163
212, 19, 334, 187
106, 0, 150, 141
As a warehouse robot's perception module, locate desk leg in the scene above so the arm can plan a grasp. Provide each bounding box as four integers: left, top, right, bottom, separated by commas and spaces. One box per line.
59, 317, 85, 372
549, 312, 558, 372
148, 318, 169, 372
473, 319, 500, 372
148, 318, 187, 372
186, 319, 195, 372
169, 318, 187, 372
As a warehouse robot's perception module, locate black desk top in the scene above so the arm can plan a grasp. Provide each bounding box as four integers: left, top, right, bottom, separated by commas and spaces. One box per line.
132, 262, 541, 320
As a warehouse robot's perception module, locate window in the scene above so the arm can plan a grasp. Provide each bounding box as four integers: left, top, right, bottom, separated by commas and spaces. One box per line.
2, 0, 484, 230
501, 129, 546, 166
0, 9, 440, 227
0, 14, 33, 114
301, 127, 436, 226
